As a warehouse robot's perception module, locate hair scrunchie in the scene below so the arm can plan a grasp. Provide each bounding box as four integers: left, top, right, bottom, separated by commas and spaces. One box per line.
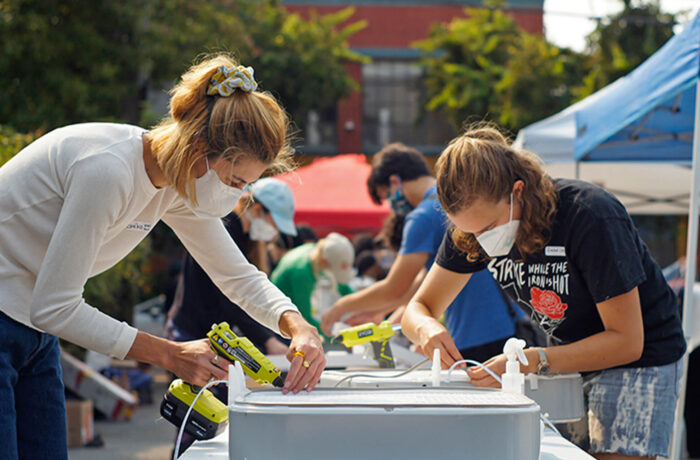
206, 65, 258, 96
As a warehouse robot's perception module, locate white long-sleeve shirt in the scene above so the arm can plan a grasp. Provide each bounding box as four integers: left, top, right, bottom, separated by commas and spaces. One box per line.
0, 123, 298, 358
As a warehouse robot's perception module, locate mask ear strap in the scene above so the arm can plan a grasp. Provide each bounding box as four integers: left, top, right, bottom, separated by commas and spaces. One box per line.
509, 192, 514, 221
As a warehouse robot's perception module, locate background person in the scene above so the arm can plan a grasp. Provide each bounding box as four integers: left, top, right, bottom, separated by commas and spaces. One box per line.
321, 143, 518, 363
271, 232, 355, 337
0, 54, 325, 460
166, 177, 295, 356
401, 125, 686, 460
267, 223, 318, 271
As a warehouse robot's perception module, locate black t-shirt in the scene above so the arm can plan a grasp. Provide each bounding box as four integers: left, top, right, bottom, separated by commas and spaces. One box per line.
436, 179, 685, 369
171, 213, 276, 350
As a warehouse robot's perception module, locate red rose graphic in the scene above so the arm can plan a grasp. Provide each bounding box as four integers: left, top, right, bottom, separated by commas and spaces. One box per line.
530, 287, 568, 320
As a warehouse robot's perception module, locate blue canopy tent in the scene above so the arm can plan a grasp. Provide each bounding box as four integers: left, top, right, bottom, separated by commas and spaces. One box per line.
515, 10, 700, 459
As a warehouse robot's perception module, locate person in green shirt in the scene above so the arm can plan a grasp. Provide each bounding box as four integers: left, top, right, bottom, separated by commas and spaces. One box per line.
271, 232, 355, 337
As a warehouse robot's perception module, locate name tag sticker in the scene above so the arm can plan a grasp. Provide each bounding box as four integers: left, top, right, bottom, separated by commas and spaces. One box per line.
126, 221, 152, 232
545, 246, 566, 257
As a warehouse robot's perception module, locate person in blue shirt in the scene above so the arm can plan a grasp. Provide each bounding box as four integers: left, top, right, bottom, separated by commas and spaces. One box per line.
321, 143, 518, 363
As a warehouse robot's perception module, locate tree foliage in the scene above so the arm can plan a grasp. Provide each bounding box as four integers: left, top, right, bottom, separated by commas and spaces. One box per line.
0, 0, 365, 132
0, 125, 35, 166
416, 1, 583, 133
577, 0, 679, 98
415, 0, 680, 133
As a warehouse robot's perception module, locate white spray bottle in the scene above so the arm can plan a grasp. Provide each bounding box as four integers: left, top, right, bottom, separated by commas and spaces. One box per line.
501, 338, 529, 394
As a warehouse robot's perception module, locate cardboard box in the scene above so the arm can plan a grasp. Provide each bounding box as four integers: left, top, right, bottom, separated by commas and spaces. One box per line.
60, 349, 137, 421
65, 400, 93, 447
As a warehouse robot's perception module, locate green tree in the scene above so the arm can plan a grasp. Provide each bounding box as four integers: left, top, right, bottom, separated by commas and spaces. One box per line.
578, 0, 679, 98
0, 1, 143, 131
0, 125, 35, 166
0, 0, 365, 133
415, 1, 584, 133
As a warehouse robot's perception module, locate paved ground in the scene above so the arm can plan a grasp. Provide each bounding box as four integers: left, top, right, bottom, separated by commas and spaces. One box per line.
69, 369, 176, 460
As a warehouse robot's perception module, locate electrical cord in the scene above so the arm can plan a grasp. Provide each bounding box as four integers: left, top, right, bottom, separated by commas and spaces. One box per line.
333, 358, 431, 388
447, 359, 500, 384
174, 379, 228, 460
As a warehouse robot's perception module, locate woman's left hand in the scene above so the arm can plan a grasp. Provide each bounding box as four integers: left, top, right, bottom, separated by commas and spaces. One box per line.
280, 312, 326, 394
320, 304, 345, 336
467, 354, 507, 388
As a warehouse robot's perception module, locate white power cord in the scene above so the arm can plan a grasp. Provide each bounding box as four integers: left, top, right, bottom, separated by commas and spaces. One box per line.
173, 379, 227, 460
333, 358, 430, 388
447, 359, 501, 384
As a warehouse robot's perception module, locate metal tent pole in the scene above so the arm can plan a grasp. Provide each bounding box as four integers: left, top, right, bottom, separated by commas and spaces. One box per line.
670, 78, 700, 460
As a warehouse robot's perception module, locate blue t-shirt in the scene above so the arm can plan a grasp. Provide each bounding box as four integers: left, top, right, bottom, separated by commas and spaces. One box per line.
399, 186, 518, 350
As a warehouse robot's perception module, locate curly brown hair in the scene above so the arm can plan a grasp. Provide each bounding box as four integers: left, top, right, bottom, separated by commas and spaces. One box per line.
435, 124, 557, 261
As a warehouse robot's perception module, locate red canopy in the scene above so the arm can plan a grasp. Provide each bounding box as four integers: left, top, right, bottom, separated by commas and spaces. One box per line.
277, 154, 390, 236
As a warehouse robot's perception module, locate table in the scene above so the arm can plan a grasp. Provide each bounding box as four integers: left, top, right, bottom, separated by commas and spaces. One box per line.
179, 426, 594, 459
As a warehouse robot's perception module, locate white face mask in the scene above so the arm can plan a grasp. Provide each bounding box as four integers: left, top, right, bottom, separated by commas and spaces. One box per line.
186, 158, 243, 218
476, 193, 520, 257
247, 213, 278, 242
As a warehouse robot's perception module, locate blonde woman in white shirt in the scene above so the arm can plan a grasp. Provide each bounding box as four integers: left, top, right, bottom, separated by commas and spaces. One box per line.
0, 54, 324, 460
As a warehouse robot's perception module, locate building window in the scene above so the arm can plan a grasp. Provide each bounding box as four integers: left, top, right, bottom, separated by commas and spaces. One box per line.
362, 60, 455, 155
300, 107, 337, 155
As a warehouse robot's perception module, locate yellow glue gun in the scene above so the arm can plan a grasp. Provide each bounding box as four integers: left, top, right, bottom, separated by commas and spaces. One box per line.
207, 322, 284, 388
331, 321, 401, 368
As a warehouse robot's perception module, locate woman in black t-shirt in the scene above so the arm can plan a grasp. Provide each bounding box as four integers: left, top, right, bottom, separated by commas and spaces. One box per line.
401, 126, 685, 460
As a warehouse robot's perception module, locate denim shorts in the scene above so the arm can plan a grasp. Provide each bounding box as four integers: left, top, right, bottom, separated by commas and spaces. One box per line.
558, 359, 683, 457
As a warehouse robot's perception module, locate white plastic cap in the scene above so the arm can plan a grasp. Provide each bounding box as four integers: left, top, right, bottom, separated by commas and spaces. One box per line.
431, 349, 441, 387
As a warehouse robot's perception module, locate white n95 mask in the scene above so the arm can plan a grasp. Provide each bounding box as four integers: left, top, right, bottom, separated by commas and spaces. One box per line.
186, 158, 243, 218
248, 214, 278, 242
476, 193, 519, 257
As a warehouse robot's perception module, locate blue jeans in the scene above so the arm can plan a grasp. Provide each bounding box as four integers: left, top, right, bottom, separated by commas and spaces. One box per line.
0, 311, 67, 460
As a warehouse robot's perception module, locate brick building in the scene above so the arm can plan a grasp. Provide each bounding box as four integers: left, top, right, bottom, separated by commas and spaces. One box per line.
283, 0, 544, 156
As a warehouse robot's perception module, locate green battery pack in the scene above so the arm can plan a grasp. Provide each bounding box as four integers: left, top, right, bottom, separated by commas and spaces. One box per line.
159, 379, 228, 441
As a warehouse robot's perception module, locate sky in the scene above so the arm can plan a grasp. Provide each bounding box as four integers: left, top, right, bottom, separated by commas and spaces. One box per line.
543, 0, 700, 52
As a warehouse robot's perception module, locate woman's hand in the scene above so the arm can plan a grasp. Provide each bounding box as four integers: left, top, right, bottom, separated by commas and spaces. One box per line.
468, 350, 539, 388
127, 332, 232, 387
168, 338, 233, 387
279, 311, 326, 394
343, 309, 387, 327
320, 303, 345, 336
467, 354, 506, 388
415, 318, 464, 369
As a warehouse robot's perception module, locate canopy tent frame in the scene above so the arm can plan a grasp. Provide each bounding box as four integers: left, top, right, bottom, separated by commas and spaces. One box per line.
674, 78, 700, 460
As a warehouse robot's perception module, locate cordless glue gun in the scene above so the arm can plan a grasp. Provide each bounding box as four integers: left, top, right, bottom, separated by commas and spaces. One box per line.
206, 322, 284, 388
160, 322, 284, 440
331, 321, 401, 368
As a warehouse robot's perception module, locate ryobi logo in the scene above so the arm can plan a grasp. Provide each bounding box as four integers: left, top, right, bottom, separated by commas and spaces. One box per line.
357, 329, 374, 338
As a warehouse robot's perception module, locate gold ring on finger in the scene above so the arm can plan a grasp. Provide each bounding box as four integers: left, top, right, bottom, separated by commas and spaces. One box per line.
212, 355, 219, 365
302, 360, 310, 368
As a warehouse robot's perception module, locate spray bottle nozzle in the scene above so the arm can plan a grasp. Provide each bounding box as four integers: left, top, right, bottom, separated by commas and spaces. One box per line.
503, 338, 528, 366
501, 338, 528, 394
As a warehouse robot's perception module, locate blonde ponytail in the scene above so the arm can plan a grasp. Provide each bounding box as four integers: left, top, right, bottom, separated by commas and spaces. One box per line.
149, 54, 295, 204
